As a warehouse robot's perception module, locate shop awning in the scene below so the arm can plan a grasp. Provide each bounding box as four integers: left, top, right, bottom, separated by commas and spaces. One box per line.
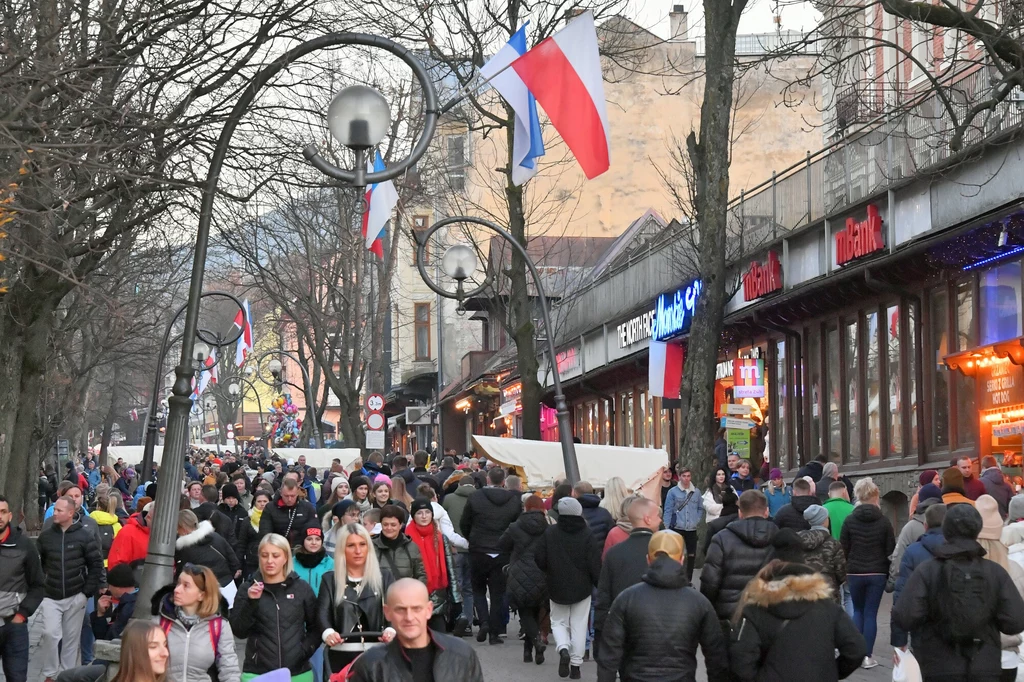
944, 337, 1024, 375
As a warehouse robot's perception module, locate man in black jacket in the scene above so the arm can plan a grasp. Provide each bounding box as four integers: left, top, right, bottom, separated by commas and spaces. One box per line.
351, 578, 484, 682
700, 490, 777, 626
460, 467, 520, 645
258, 478, 317, 546
574, 482, 614, 547
195, 484, 237, 546
0, 495, 44, 682
772, 477, 818, 531
597, 531, 729, 682
37, 496, 103, 681
593, 497, 660, 657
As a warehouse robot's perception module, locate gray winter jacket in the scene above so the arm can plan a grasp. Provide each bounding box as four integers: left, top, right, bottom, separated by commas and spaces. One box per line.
155, 592, 241, 682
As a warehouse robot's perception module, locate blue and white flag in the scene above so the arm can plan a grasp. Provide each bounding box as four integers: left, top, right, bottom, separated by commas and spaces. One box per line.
480, 24, 545, 185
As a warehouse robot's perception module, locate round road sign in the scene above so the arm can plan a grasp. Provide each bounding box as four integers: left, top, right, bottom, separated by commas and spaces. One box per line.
366, 394, 385, 412
366, 412, 385, 430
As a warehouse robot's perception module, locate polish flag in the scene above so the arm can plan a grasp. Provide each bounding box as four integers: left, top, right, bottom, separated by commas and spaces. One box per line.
362, 152, 399, 259
233, 299, 254, 367
192, 349, 218, 400
511, 11, 610, 179
649, 341, 683, 399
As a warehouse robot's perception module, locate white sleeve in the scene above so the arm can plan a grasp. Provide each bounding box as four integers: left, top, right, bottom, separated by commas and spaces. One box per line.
435, 503, 469, 549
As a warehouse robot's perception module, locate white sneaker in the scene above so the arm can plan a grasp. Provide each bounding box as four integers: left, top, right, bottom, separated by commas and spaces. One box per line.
862, 656, 879, 669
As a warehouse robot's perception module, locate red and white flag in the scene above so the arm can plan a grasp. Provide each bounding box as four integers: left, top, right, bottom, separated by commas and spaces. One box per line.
192, 348, 218, 400
649, 341, 683, 399
511, 11, 610, 179
233, 299, 254, 367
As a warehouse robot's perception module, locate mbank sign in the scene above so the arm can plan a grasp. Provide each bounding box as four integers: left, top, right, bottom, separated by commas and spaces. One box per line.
742, 251, 782, 301
836, 204, 885, 266
653, 280, 702, 342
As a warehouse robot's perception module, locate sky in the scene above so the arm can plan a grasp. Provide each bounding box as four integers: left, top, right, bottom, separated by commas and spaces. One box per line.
631, 0, 822, 39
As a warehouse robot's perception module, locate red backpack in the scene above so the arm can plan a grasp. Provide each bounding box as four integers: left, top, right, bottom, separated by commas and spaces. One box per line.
160, 615, 223, 679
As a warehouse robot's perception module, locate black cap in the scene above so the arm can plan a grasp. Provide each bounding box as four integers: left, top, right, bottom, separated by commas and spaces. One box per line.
106, 563, 137, 588
410, 497, 433, 517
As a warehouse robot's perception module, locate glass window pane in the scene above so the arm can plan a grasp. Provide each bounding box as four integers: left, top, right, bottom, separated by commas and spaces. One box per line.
957, 279, 976, 350
866, 312, 881, 459
955, 280, 976, 447
827, 326, 841, 462
980, 261, 1023, 344
638, 392, 647, 447
886, 305, 903, 457
908, 303, 919, 453
776, 339, 787, 469
621, 392, 633, 447
931, 287, 950, 450
845, 319, 860, 462
808, 326, 821, 464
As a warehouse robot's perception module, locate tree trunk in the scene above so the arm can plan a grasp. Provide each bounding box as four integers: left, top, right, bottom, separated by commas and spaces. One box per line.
679, 0, 747, 487
99, 368, 123, 463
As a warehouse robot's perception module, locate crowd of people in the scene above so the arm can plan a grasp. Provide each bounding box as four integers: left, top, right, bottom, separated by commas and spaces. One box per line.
3, 446, 1024, 682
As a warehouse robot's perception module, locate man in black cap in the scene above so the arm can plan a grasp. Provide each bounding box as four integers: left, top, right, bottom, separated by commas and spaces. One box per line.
90, 564, 137, 641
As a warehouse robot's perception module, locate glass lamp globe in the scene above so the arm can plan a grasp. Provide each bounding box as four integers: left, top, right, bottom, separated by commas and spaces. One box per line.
193, 341, 211, 365
268, 358, 283, 375
441, 244, 478, 282
327, 85, 391, 150
228, 382, 241, 397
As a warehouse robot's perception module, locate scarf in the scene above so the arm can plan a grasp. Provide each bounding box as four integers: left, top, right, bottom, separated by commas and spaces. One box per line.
175, 607, 201, 630
407, 522, 448, 593
249, 506, 263, 531
615, 518, 632, 534
295, 548, 326, 569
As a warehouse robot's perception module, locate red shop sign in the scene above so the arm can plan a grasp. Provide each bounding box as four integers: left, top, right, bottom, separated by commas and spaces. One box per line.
742, 251, 783, 301
836, 204, 885, 266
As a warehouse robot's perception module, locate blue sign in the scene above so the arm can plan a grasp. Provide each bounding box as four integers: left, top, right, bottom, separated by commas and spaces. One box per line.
652, 280, 702, 342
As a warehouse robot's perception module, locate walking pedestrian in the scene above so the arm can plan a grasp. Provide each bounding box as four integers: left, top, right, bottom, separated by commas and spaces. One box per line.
0, 494, 44, 682
348, 578, 484, 682
908, 470, 939, 517
663, 466, 704, 581
89, 564, 137, 641
535, 497, 601, 679
729, 460, 756, 494
774, 504, 846, 601
597, 531, 728, 682
499, 495, 550, 665
349, 476, 372, 515
154, 564, 241, 682
574, 482, 614, 547
373, 505, 426, 583
1002, 495, 1024, 548
237, 490, 271, 580
887, 494, 943, 593
729, 560, 865, 682
700, 490, 778, 627
38, 496, 103, 682
762, 469, 791, 519
975, 494, 1024, 682
260, 478, 318, 547
231, 533, 320, 681
174, 510, 240, 587
981, 457, 1016, 519
703, 468, 730, 524
406, 498, 461, 633
942, 466, 977, 507
890, 502, 946, 650
772, 477, 818, 531
893, 504, 1024, 682
601, 495, 636, 558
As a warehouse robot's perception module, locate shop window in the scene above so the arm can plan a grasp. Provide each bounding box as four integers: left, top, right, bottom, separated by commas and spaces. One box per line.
956, 278, 976, 350
808, 325, 822, 462
601, 398, 612, 445
980, 260, 1023, 344
886, 305, 903, 457
414, 303, 431, 361
775, 339, 788, 469
866, 311, 881, 459
930, 287, 950, 450
661, 404, 672, 453
645, 391, 656, 447
845, 319, 861, 462
908, 303, 920, 453
620, 391, 634, 447
827, 326, 841, 461
955, 279, 976, 448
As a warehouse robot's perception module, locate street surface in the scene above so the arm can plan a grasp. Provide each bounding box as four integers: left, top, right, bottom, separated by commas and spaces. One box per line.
9, 570, 896, 682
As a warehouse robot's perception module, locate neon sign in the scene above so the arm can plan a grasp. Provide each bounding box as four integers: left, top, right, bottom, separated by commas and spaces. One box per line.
836, 204, 885, 266
653, 280, 702, 342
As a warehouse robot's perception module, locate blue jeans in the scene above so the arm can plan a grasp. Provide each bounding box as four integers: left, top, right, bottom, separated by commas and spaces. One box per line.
841, 582, 854, 619
848, 574, 886, 656
310, 645, 324, 682
80, 597, 95, 664
0, 619, 30, 682
456, 553, 473, 626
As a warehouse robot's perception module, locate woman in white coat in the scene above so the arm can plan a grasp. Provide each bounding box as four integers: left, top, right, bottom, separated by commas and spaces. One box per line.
703, 467, 729, 523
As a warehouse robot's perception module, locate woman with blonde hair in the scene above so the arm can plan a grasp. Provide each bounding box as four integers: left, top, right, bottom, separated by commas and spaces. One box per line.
599, 477, 630, 517
317, 524, 396, 675
231, 534, 320, 681
154, 564, 240, 682
112, 621, 170, 682
390, 476, 412, 510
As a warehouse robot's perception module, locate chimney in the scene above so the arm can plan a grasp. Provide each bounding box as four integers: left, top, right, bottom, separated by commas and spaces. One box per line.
669, 5, 687, 41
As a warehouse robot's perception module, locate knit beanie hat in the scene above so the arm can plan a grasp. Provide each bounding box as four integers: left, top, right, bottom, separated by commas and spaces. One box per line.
919, 469, 939, 487
305, 526, 323, 538
769, 468, 782, 481
803, 504, 829, 528
941, 467, 965, 494
106, 563, 137, 588
918, 483, 943, 503
349, 475, 370, 493
221, 483, 239, 500
976, 494, 1003, 540
557, 497, 583, 517
331, 476, 348, 493
332, 499, 357, 520
1010, 495, 1024, 522
410, 497, 433, 517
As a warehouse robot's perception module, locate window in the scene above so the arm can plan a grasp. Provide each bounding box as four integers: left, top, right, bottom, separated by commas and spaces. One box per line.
620, 391, 634, 447
930, 287, 950, 450
412, 215, 430, 263
886, 305, 902, 457
807, 325, 822, 464
775, 339, 788, 469
827, 326, 841, 461
980, 260, 1023, 344
447, 135, 467, 191
414, 303, 431, 361
908, 302, 920, 452
845, 318, 860, 462
955, 279, 976, 447
866, 311, 881, 459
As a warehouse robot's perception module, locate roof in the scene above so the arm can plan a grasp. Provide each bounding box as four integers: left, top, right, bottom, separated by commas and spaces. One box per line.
477, 235, 618, 300
587, 209, 669, 279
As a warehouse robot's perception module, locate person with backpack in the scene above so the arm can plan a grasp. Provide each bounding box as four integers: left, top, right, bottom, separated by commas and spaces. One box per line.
893, 504, 1024, 682
890, 502, 946, 650
89, 497, 122, 567
153, 564, 241, 682
499, 494, 550, 665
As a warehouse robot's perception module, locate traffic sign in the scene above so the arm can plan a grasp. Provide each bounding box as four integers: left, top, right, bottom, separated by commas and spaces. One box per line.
366, 394, 385, 412
366, 430, 385, 449
721, 417, 756, 430
366, 412, 385, 431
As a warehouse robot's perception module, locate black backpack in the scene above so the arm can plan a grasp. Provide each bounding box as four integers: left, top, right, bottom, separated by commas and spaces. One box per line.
97, 524, 115, 559
931, 558, 996, 656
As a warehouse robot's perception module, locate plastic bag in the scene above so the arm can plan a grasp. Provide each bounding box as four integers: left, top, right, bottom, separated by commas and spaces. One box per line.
893, 648, 922, 682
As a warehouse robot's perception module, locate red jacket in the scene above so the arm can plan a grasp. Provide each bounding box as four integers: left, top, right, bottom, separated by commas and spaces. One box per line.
964, 475, 987, 501
107, 513, 149, 569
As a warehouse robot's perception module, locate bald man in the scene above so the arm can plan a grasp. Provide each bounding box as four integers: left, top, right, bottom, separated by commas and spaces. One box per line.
349, 578, 484, 682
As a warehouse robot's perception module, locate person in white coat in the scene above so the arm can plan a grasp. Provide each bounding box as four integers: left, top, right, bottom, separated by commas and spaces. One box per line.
153, 564, 241, 682
703, 468, 729, 523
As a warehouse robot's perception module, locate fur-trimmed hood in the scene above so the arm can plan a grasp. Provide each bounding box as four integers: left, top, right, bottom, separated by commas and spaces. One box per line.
175, 520, 215, 550
740, 570, 834, 621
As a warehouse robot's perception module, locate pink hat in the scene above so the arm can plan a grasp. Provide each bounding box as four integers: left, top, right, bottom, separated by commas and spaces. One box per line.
374, 473, 392, 485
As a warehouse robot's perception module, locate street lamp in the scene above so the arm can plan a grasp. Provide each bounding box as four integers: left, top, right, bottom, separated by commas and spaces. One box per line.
136, 31, 437, 613
251, 350, 323, 449
414, 216, 582, 485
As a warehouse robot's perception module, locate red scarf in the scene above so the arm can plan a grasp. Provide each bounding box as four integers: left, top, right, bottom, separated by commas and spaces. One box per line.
407, 522, 448, 593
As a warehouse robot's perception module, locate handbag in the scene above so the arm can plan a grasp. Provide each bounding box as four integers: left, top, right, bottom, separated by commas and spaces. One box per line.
892, 647, 922, 682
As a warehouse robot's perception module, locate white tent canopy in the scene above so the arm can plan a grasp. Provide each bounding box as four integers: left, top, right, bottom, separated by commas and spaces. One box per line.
267, 448, 362, 471
106, 444, 218, 469
471, 435, 669, 499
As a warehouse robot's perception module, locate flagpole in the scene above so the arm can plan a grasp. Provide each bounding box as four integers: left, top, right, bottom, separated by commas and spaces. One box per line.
439, 60, 520, 116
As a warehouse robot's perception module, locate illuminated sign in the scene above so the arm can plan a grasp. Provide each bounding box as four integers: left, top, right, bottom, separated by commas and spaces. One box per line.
652, 280, 702, 342
733, 358, 765, 398
836, 204, 885, 266
556, 347, 580, 375
502, 383, 522, 402
743, 251, 783, 301
617, 310, 655, 348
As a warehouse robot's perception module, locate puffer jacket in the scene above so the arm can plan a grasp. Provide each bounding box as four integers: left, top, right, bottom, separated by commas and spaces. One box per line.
442, 484, 475, 546
258, 494, 317, 547
317, 568, 395, 641
349, 630, 484, 682
578, 493, 614, 546
88, 510, 121, 566
0, 526, 44, 620
292, 549, 334, 597
372, 534, 426, 584
594, 528, 654, 634
887, 498, 940, 590
230, 572, 320, 676
890, 527, 944, 648
981, 467, 1014, 519
236, 511, 262, 579
175, 521, 240, 587
195, 502, 237, 547
153, 588, 241, 682
772, 495, 818, 531
840, 504, 895, 574
36, 518, 104, 600
460, 486, 521, 554
700, 517, 778, 621
596, 555, 729, 682
729, 567, 866, 682
498, 511, 549, 608
534, 515, 601, 605
893, 538, 1024, 682
107, 512, 149, 571
796, 528, 846, 599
